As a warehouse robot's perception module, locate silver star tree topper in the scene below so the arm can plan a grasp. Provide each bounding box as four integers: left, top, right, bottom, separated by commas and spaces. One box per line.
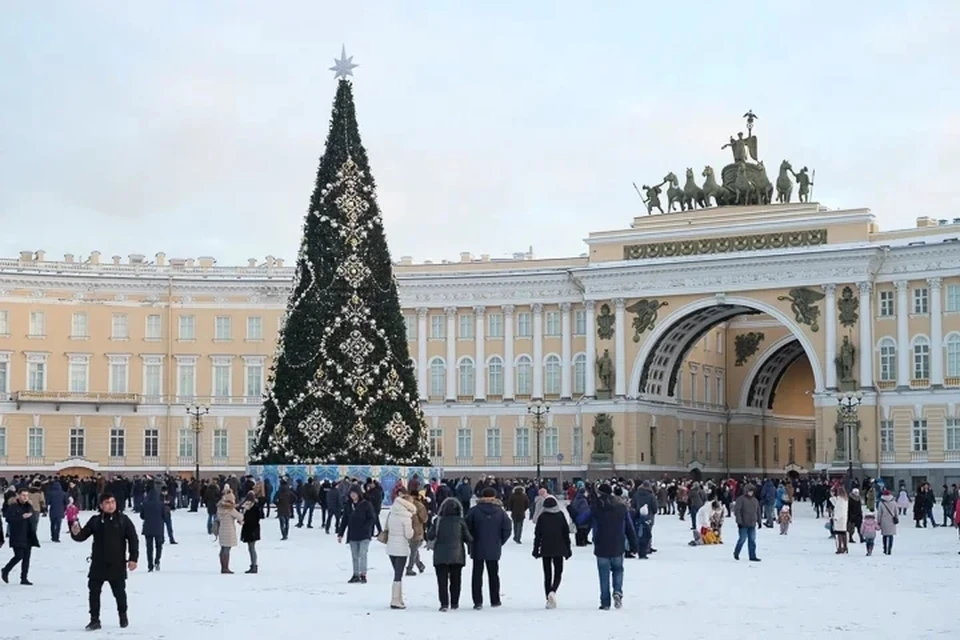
330, 45, 358, 80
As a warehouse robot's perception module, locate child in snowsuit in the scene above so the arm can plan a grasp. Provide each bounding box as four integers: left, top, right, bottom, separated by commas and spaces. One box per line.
777, 505, 792, 535
860, 510, 880, 556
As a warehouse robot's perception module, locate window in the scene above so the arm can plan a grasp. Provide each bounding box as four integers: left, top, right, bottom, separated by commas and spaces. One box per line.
545, 311, 561, 336
716, 331, 724, 354
704, 373, 712, 404
649, 427, 658, 465
28, 311, 45, 337
913, 337, 930, 380
878, 338, 897, 381
143, 357, 163, 400
429, 358, 445, 397
947, 285, 960, 313
574, 309, 586, 336
245, 359, 264, 401
515, 426, 530, 457
947, 334, 960, 377
177, 358, 196, 401
71, 312, 88, 338
689, 371, 697, 402
487, 313, 503, 338
145, 314, 162, 340
516, 356, 533, 395
0, 356, 7, 395
143, 429, 159, 458
179, 315, 196, 340
911, 419, 928, 451
430, 315, 445, 339
458, 314, 474, 339
108, 357, 129, 394
0, 309, 8, 335
788, 437, 795, 463
573, 354, 587, 395
805, 437, 813, 462
677, 429, 685, 461
516, 312, 532, 337
428, 428, 443, 458
246, 429, 258, 458
27, 355, 46, 392
213, 429, 229, 458
913, 288, 928, 314
487, 357, 504, 396
705, 430, 712, 461
718, 432, 724, 462
246, 316, 263, 341
457, 357, 475, 396
28, 427, 44, 458
69, 427, 85, 458
544, 355, 561, 394
692, 430, 698, 458
880, 420, 894, 453
703, 332, 710, 351
486, 426, 502, 458
456, 428, 472, 459
947, 418, 960, 452
772, 436, 779, 464
0, 426, 6, 457
879, 290, 895, 317
178, 428, 194, 458
752, 434, 760, 466
403, 315, 416, 341
573, 425, 583, 459
215, 316, 232, 341
110, 428, 125, 458
68, 356, 89, 393
716, 375, 724, 406
544, 427, 559, 457
111, 313, 129, 339
213, 358, 232, 402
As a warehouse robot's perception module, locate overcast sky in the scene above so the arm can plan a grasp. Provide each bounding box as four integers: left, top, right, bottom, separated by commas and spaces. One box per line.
1, 2, 957, 265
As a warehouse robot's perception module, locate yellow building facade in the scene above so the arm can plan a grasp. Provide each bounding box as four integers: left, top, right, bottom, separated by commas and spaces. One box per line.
1, 203, 959, 487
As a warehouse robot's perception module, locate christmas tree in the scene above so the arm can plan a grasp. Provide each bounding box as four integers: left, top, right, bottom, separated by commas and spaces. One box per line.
252, 49, 429, 466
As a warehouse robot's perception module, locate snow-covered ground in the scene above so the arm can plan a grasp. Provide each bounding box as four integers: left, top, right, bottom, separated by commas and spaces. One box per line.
4, 503, 955, 639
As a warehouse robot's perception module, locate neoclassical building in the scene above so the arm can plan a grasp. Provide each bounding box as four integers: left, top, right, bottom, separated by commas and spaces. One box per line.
1, 203, 959, 488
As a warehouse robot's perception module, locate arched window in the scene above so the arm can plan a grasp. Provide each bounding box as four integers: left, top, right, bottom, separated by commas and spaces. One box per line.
912, 336, 930, 380
544, 355, 562, 394
947, 334, 960, 378
573, 354, 587, 395
458, 357, 475, 397
878, 337, 897, 382
487, 356, 504, 396
429, 358, 446, 397
516, 355, 533, 395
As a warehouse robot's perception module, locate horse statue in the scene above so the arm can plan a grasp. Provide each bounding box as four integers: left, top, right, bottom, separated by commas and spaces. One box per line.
754, 161, 774, 205
732, 163, 756, 205
663, 172, 685, 212
702, 166, 725, 207
682, 168, 705, 210
776, 160, 793, 203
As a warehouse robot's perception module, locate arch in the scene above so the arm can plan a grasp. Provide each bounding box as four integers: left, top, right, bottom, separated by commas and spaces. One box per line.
456, 355, 475, 367
743, 338, 807, 410
910, 334, 930, 347
485, 354, 504, 367
514, 353, 532, 366
629, 295, 825, 399
737, 333, 801, 409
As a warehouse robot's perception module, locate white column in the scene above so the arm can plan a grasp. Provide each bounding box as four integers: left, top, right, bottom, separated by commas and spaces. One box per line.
823, 284, 837, 389
560, 302, 572, 399
895, 280, 909, 387
445, 306, 457, 401
474, 306, 486, 400
503, 305, 515, 400
929, 277, 944, 386
584, 301, 597, 397
532, 303, 544, 399
417, 307, 428, 400
856, 282, 874, 388
614, 298, 626, 396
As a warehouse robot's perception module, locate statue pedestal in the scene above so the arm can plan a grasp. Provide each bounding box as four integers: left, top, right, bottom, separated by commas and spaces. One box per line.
838, 379, 858, 392
586, 457, 616, 480
590, 453, 613, 464
596, 389, 612, 400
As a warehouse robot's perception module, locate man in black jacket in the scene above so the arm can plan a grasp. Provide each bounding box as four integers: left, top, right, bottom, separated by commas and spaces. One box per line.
2, 488, 40, 585
577, 483, 639, 611
70, 492, 139, 631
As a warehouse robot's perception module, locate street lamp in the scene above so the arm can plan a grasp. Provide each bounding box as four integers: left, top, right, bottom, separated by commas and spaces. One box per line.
186, 405, 209, 481
528, 400, 550, 481
835, 390, 863, 464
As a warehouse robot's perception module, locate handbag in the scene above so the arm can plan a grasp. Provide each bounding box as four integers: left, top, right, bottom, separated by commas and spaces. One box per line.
376, 513, 390, 544
883, 501, 899, 525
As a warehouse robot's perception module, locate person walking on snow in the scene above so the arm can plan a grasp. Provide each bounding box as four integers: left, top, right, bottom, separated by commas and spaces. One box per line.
732, 484, 761, 562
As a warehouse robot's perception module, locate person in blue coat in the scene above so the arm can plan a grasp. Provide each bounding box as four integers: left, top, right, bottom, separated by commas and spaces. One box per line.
464, 487, 511, 610
45, 480, 68, 543
139, 489, 165, 572
577, 484, 639, 611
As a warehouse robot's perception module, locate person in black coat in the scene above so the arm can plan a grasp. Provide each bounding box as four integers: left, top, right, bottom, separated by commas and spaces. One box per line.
139, 490, 164, 572
336, 487, 376, 583
464, 487, 511, 610
427, 497, 473, 612
2, 488, 40, 585
323, 483, 342, 535
239, 491, 263, 574
45, 480, 68, 543
70, 492, 139, 631
532, 496, 572, 608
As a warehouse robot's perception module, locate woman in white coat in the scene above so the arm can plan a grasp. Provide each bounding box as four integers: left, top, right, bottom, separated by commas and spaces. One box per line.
830, 486, 849, 554
384, 487, 416, 610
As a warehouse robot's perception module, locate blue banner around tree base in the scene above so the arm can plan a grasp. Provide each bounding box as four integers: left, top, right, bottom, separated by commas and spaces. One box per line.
247, 464, 444, 506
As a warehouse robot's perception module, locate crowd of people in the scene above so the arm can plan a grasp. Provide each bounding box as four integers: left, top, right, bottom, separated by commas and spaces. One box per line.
1, 471, 956, 629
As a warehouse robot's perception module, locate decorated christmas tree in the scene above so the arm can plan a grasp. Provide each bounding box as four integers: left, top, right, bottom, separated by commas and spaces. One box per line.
252, 49, 428, 466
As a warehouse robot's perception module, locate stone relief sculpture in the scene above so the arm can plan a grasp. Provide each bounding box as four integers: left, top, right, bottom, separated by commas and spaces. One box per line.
734, 332, 765, 366
838, 286, 859, 328
596, 304, 615, 339
778, 287, 825, 332
626, 299, 668, 341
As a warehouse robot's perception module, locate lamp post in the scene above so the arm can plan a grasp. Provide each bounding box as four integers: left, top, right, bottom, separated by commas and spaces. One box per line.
186, 405, 209, 481
528, 400, 549, 481
835, 390, 863, 463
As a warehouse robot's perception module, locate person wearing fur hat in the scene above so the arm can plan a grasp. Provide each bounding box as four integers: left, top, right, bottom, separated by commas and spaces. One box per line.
532, 496, 571, 609
465, 487, 511, 610
338, 486, 376, 583
385, 487, 416, 609
575, 483, 638, 610
215, 491, 243, 574
427, 497, 473, 611
239, 491, 263, 574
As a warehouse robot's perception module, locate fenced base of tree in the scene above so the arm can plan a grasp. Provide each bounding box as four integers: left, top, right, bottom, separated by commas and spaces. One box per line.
248, 464, 444, 506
